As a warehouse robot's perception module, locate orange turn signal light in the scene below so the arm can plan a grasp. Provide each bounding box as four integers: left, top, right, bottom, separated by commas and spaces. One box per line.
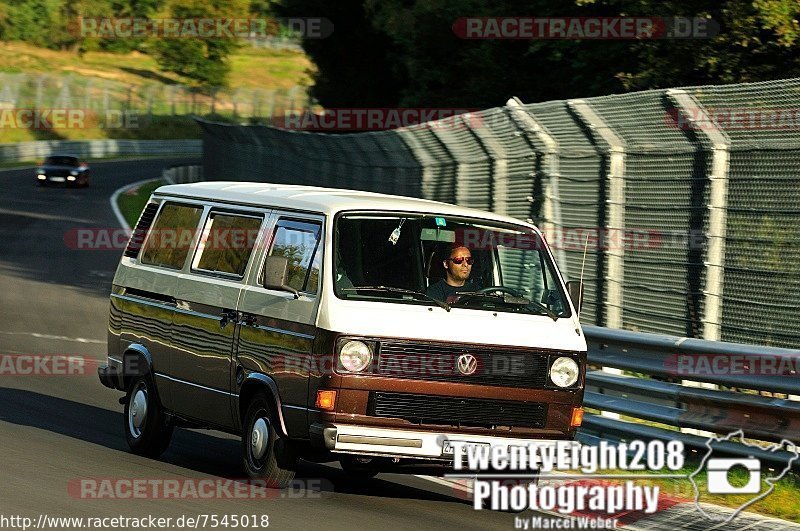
570, 407, 584, 428
315, 390, 337, 411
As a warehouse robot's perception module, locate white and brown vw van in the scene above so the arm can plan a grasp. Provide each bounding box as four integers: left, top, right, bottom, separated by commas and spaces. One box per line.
98, 182, 586, 486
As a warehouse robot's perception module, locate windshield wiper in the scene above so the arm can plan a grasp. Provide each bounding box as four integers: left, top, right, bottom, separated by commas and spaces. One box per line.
522, 300, 559, 321
452, 292, 559, 321
340, 286, 451, 312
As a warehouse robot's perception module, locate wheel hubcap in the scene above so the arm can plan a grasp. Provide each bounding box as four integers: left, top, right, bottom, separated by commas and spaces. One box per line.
128, 385, 148, 438
250, 417, 270, 460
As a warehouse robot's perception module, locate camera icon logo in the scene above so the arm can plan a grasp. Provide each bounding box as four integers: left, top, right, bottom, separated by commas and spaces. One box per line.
706, 458, 760, 494
690, 430, 799, 523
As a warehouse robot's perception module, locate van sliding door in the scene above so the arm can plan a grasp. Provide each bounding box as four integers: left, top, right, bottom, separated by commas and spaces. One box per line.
169, 209, 266, 429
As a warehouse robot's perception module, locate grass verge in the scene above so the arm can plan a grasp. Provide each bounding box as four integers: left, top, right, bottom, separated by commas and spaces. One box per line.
0, 41, 314, 142
117, 179, 165, 228
593, 462, 800, 522
564, 436, 798, 521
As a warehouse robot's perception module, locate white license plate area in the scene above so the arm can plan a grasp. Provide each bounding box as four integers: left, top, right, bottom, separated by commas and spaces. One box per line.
49, 176, 66, 182
442, 440, 490, 455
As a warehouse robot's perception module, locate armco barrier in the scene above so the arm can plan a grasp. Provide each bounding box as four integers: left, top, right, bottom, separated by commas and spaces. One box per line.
0, 139, 201, 163
581, 325, 800, 466
163, 164, 203, 184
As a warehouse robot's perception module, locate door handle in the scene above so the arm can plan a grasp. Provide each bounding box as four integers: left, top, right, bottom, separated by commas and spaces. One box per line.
220, 309, 237, 328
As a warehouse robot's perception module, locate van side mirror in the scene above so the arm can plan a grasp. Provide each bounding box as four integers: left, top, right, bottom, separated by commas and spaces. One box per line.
565, 281, 584, 313
262, 256, 300, 299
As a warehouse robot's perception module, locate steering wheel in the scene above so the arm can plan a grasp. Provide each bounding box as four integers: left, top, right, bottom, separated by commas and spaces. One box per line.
454, 286, 556, 318
454, 286, 525, 305
475, 286, 525, 297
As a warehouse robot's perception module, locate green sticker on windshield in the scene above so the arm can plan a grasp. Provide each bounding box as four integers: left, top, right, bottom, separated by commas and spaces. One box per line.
435, 217, 446, 227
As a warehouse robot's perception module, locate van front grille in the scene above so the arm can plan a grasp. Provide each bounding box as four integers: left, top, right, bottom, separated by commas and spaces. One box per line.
370, 392, 548, 428
376, 340, 550, 388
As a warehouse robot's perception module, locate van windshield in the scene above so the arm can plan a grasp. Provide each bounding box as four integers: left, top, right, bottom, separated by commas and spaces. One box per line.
334, 213, 570, 318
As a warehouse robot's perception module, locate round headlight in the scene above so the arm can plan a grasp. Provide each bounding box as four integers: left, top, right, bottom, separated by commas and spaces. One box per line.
339, 340, 372, 372
70, 170, 79, 176
550, 357, 579, 388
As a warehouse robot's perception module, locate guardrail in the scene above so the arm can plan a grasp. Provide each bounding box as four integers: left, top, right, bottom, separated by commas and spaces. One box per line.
0, 139, 202, 163
581, 325, 800, 466
162, 164, 203, 184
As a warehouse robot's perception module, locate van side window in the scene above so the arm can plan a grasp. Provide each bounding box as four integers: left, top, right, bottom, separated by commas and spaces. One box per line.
266, 219, 321, 293
140, 203, 203, 269
193, 212, 263, 277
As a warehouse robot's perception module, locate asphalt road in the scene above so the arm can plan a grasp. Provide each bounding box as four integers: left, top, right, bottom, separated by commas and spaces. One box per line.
0, 159, 517, 531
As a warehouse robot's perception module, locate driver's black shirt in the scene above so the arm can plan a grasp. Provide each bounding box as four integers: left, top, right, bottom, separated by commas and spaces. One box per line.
425, 279, 477, 302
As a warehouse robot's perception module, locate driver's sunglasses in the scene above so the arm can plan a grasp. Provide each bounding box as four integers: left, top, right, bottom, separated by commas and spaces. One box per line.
448, 257, 474, 265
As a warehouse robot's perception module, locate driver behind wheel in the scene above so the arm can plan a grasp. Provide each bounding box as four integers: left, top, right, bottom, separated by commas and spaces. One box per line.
425, 243, 478, 302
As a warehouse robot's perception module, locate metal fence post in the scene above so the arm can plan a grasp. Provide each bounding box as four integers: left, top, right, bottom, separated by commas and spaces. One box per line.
667, 89, 731, 343
568, 99, 627, 420
506, 97, 567, 271
463, 111, 508, 215
568, 99, 626, 329
665, 89, 733, 431
396, 131, 437, 201
462, 113, 508, 215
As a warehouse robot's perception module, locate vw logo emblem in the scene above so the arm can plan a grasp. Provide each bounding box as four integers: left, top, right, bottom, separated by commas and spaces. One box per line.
456, 354, 478, 376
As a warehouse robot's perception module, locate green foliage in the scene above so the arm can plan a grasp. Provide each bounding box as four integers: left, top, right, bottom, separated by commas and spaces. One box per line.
277, 0, 800, 107
0, 0, 257, 87
249, 0, 275, 17
1, 0, 64, 48
150, 0, 249, 90
754, 0, 800, 46
272, 0, 403, 106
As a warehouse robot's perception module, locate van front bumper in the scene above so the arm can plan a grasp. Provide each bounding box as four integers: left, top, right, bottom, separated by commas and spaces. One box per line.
311, 423, 567, 460
97, 360, 125, 391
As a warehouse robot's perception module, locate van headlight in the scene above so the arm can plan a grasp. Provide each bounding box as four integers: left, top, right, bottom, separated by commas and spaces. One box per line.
338, 340, 372, 373
549, 357, 579, 387
70, 170, 79, 176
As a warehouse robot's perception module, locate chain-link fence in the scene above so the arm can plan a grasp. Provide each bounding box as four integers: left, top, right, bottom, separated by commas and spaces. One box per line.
198, 78, 800, 348
0, 72, 310, 120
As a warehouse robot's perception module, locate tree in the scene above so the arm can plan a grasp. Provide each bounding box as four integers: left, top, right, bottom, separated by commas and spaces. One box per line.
272, 0, 403, 107
150, 0, 249, 90
94, 0, 166, 53
276, 0, 800, 108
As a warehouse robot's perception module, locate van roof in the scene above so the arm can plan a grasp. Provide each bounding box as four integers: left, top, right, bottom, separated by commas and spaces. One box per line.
154, 181, 535, 228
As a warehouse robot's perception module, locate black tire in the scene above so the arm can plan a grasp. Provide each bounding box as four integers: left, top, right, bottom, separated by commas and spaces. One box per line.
241, 393, 296, 487
123, 374, 173, 457
339, 455, 382, 479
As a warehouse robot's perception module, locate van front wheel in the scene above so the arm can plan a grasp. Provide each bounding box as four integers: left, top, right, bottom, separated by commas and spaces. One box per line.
242, 394, 296, 487
123, 375, 173, 457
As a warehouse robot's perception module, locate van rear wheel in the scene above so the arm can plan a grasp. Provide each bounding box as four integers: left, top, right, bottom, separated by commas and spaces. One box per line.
123, 374, 173, 457
242, 394, 296, 487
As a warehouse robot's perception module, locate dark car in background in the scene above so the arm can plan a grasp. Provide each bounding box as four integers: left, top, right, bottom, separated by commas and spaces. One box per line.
35, 155, 91, 187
